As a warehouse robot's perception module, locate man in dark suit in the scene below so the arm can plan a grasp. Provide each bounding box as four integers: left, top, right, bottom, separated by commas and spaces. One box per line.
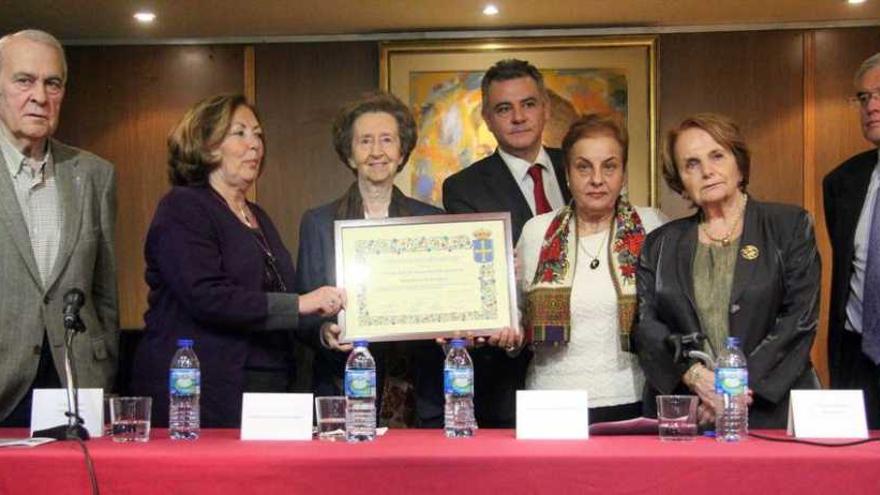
442, 59, 570, 427
824, 51, 880, 428
0, 30, 118, 426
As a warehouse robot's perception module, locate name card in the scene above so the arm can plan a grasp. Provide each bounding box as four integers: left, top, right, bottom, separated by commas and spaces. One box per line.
516, 390, 589, 440
30, 388, 104, 437
787, 389, 868, 439
241, 393, 313, 441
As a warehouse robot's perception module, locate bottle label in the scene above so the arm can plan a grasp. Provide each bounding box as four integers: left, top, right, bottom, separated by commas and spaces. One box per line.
170, 368, 200, 397
715, 367, 748, 396
444, 369, 473, 396
345, 369, 376, 398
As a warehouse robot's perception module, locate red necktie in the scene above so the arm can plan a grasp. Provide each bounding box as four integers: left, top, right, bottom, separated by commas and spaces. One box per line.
527, 164, 552, 215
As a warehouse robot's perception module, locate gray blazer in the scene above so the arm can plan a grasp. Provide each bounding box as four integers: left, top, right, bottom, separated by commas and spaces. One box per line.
0, 139, 119, 421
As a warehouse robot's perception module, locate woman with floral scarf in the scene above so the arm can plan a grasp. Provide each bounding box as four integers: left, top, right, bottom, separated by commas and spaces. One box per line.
492, 114, 666, 423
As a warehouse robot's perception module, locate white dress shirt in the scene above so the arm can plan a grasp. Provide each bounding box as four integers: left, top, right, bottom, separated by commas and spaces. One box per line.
497, 146, 566, 214
0, 128, 61, 286
845, 150, 880, 334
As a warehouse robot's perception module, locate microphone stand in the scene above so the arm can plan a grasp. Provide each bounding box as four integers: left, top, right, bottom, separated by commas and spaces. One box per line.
33, 301, 90, 441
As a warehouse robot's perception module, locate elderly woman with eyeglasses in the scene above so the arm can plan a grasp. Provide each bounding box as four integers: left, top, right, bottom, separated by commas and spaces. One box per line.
131, 94, 343, 428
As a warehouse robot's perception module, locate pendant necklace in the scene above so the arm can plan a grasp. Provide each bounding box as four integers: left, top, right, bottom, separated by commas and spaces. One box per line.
579, 229, 608, 270
700, 193, 747, 246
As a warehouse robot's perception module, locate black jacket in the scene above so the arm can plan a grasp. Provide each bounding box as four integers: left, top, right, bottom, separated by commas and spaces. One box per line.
823, 149, 877, 385
635, 198, 821, 428
441, 148, 570, 427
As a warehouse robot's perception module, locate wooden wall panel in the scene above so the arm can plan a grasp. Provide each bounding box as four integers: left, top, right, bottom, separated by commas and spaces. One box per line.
56, 45, 245, 329
812, 28, 880, 385
658, 30, 805, 220
254, 42, 378, 260
49, 27, 878, 388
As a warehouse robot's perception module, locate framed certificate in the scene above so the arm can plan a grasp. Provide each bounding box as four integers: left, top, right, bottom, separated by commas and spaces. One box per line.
334, 212, 518, 343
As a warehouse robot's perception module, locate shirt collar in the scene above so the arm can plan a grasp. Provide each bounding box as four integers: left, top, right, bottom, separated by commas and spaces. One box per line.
497, 146, 553, 182
0, 125, 52, 179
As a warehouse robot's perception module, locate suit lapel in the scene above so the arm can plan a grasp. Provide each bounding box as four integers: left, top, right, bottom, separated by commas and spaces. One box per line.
839, 155, 876, 247
483, 152, 532, 222
729, 199, 759, 321
0, 151, 43, 287
45, 142, 84, 294
675, 217, 699, 319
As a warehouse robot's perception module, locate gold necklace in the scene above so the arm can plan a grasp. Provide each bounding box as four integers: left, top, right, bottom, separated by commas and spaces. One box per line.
236, 204, 254, 228
700, 194, 747, 246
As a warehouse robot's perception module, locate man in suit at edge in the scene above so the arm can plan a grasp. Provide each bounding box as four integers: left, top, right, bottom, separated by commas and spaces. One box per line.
0, 30, 118, 426
442, 59, 570, 427
824, 51, 880, 429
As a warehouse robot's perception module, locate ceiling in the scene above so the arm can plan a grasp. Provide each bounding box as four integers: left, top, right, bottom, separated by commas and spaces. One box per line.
1, 0, 878, 43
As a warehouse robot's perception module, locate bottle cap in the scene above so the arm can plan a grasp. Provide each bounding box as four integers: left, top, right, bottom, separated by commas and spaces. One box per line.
353, 340, 368, 347
451, 338, 465, 348
725, 336, 741, 347
177, 338, 194, 347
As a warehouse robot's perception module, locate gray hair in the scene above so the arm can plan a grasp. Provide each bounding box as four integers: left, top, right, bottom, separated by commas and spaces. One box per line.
0, 29, 68, 82
855, 52, 880, 87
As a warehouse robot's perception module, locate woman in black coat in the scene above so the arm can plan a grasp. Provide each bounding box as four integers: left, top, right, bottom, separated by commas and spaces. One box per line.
635, 113, 821, 429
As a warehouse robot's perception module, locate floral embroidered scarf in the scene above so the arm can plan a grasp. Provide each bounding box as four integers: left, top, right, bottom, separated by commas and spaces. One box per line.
524, 198, 645, 350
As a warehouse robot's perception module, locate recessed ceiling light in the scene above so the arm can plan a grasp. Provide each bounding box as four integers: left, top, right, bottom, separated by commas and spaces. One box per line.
848, 0, 866, 4
133, 11, 156, 23
483, 4, 499, 16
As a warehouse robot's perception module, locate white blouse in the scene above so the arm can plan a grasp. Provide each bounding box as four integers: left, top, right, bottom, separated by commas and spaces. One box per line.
517, 206, 667, 408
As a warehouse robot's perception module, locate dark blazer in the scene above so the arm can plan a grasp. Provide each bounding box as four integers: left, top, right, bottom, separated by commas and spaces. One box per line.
635, 199, 821, 428
823, 149, 877, 386
442, 148, 570, 427
131, 186, 301, 428
0, 140, 119, 422
442, 148, 570, 244
295, 193, 445, 425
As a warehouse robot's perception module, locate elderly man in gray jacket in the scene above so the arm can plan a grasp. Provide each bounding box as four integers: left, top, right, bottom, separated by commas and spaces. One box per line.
0, 29, 118, 426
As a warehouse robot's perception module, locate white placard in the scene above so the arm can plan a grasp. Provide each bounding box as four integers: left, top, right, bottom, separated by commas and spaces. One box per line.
516, 390, 590, 440
240, 393, 313, 441
30, 388, 104, 437
787, 389, 868, 439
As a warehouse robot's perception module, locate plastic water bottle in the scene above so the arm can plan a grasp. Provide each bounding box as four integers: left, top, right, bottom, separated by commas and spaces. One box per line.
444, 339, 476, 438
169, 339, 200, 440
345, 340, 376, 442
715, 336, 748, 442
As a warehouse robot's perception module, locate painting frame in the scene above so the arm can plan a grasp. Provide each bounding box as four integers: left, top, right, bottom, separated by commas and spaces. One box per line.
379, 36, 658, 207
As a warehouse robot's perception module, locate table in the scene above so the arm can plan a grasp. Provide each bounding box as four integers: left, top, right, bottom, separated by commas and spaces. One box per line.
1, 429, 879, 494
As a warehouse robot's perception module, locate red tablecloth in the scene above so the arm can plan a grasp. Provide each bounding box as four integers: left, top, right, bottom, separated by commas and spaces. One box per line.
1, 428, 879, 494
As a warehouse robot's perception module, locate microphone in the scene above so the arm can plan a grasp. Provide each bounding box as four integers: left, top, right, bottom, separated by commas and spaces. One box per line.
33, 287, 90, 440
62, 288, 85, 332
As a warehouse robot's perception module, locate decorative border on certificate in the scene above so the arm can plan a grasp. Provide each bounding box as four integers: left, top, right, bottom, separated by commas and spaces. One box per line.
334, 212, 517, 342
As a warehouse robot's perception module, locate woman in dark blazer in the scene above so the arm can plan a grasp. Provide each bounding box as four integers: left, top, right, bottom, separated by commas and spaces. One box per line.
296, 92, 445, 427
131, 94, 343, 428
635, 113, 820, 429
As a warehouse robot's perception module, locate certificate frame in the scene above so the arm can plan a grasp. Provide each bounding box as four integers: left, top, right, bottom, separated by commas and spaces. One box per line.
334, 212, 518, 343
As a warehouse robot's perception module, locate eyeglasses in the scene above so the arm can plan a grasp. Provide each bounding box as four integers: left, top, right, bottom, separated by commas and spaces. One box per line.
849, 89, 880, 108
